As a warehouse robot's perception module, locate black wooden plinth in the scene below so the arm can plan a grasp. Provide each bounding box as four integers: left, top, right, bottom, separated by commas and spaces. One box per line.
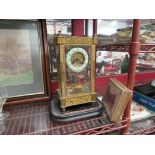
49, 97, 103, 122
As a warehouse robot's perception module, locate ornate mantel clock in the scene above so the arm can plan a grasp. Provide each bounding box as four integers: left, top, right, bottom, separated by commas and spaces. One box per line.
54, 34, 98, 112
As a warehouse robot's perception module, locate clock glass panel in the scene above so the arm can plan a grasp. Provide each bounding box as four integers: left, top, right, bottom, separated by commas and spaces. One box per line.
65, 46, 91, 96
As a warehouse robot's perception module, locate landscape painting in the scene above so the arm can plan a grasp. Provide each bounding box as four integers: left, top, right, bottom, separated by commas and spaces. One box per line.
0, 29, 33, 87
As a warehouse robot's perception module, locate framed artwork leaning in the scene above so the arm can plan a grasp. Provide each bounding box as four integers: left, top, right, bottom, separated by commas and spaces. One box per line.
102, 78, 132, 122
0, 20, 51, 101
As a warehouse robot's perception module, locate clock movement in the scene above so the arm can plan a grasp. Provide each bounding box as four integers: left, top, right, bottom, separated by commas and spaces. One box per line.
54, 34, 98, 112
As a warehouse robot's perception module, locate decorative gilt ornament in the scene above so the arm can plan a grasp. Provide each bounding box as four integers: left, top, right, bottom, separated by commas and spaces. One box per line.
54, 35, 98, 112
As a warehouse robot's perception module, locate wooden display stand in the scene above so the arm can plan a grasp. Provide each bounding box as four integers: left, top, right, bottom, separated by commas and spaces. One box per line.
49, 96, 103, 122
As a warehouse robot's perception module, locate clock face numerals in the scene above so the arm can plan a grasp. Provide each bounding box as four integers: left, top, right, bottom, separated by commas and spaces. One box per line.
66, 47, 89, 72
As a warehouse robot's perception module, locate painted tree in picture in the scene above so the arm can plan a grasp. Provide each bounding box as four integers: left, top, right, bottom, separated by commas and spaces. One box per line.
0, 29, 33, 86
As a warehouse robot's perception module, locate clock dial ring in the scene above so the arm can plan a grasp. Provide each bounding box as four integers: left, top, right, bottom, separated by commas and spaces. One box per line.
66, 47, 89, 72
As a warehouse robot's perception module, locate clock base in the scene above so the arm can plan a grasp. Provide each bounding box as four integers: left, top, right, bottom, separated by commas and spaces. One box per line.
49, 96, 103, 122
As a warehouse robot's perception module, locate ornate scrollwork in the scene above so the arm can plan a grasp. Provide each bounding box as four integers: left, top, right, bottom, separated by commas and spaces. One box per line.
55, 36, 98, 45
61, 94, 92, 108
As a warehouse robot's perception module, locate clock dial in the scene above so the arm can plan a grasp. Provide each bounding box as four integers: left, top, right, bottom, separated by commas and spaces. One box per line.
66, 47, 88, 72
71, 52, 85, 67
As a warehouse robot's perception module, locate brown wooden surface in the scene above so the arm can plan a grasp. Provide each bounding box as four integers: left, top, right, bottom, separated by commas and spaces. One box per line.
5, 97, 50, 106
85, 19, 88, 36
40, 19, 52, 99
93, 19, 97, 36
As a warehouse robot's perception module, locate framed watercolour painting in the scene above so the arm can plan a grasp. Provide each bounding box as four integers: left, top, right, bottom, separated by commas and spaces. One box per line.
0, 20, 51, 103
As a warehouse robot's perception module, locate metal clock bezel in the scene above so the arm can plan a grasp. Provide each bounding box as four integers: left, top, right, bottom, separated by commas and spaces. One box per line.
66, 47, 89, 72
